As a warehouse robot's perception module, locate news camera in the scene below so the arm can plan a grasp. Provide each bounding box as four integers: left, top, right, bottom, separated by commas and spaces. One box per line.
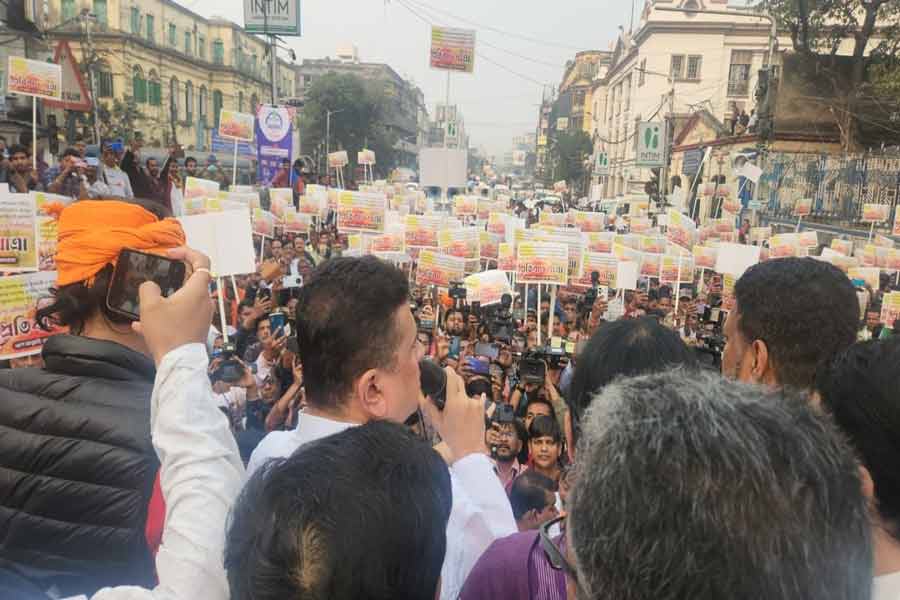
484, 293, 515, 342
210, 343, 255, 384
516, 343, 574, 385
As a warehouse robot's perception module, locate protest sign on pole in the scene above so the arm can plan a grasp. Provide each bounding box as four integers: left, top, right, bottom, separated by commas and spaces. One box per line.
464, 270, 512, 306
337, 191, 386, 233
584, 231, 615, 254
881, 292, 900, 326
497, 243, 516, 272
8, 56, 62, 169
769, 233, 802, 258
715, 242, 761, 278
405, 214, 442, 248
452, 195, 477, 217
256, 104, 294, 187
0, 271, 67, 359
571, 252, 618, 288
893, 209, 900, 237
0, 192, 37, 272
218, 109, 255, 187
430, 26, 476, 73
692, 245, 718, 270
568, 210, 606, 232
269, 188, 293, 219
416, 250, 466, 288
666, 209, 696, 250
438, 227, 480, 260
516, 242, 568, 286
180, 210, 256, 277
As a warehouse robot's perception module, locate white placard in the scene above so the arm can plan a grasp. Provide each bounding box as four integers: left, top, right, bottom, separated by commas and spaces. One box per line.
715, 242, 761, 278
179, 210, 255, 277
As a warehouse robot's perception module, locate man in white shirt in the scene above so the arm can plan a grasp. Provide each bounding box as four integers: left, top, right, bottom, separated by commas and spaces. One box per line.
89, 142, 134, 199
248, 255, 516, 600
816, 339, 900, 600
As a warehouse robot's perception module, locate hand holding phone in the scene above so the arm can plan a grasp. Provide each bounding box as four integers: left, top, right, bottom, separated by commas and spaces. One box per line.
107, 248, 187, 321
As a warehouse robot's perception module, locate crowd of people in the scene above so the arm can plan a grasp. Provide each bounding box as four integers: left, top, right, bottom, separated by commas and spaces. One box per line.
0, 192, 898, 600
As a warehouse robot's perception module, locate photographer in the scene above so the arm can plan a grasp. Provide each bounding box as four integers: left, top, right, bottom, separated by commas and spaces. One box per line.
247, 256, 516, 600
486, 411, 527, 493
46, 148, 89, 199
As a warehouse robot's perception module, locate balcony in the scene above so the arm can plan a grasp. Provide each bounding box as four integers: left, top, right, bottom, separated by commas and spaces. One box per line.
727, 80, 749, 97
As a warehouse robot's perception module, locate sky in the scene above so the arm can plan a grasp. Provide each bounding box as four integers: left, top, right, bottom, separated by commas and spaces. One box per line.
188, 0, 636, 158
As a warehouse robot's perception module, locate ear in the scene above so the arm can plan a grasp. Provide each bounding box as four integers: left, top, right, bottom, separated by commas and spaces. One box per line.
354, 368, 388, 420
859, 464, 876, 505
749, 339, 770, 383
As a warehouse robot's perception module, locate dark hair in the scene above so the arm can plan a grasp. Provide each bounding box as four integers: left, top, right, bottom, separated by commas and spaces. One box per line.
528, 414, 561, 444
226, 420, 452, 600
568, 317, 696, 438
35, 199, 172, 334
571, 369, 872, 600
295, 256, 409, 408
509, 470, 556, 521
734, 257, 858, 389
185, 156, 197, 165
816, 338, 900, 540
61, 147, 80, 159
8, 144, 28, 158
466, 376, 492, 398
145, 156, 158, 166
444, 307, 464, 324
524, 395, 556, 422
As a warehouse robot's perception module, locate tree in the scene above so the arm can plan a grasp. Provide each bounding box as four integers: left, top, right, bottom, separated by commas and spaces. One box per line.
97, 96, 143, 142
548, 130, 592, 191
299, 73, 399, 181
769, 0, 900, 149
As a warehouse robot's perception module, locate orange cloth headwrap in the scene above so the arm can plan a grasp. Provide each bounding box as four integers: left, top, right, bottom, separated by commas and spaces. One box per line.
55, 200, 186, 287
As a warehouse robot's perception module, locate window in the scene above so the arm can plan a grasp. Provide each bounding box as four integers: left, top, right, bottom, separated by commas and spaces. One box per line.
670, 55, 684, 80
212, 90, 223, 128
130, 7, 140, 33
184, 31, 191, 55
61, 0, 76, 21
237, 91, 243, 112
250, 93, 258, 112
198, 35, 206, 59
250, 54, 257, 74
93, 0, 107, 25
97, 62, 113, 97
168, 23, 177, 47
728, 50, 753, 96
686, 55, 702, 80
148, 71, 162, 105
213, 40, 224, 65
185, 81, 193, 122
170, 77, 180, 120
638, 58, 646, 86
199, 85, 208, 118
133, 66, 147, 103
145, 15, 154, 42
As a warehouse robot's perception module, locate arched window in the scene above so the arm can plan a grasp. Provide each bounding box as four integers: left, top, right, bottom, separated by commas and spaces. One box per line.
170, 77, 180, 121
148, 69, 161, 106
238, 91, 243, 112
97, 60, 113, 97
250, 93, 258, 113
185, 81, 193, 122
213, 90, 223, 128
132, 65, 146, 103
199, 85, 208, 119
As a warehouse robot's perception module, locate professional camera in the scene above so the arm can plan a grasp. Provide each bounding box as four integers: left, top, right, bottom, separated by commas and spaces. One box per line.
485, 293, 515, 342
516, 343, 573, 385
449, 281, 467, 302
210, 343, 254, 384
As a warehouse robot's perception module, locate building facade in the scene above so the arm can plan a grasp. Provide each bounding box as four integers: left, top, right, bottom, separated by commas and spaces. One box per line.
41, 0, 296, 151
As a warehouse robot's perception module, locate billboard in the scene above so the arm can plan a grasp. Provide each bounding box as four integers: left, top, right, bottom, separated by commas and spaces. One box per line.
244, 0, 301, 35
636, 122, 666, 168
430, 26, 476, 73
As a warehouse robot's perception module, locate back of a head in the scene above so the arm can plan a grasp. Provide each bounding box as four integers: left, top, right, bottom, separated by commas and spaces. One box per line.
509, 470, 555, 521
568, 317, 696, 435
570, 368, 872, 600
295, 256, 409, 408
734, 257, 858, 389
817, 338, 900, 541
226, 420, 452, 600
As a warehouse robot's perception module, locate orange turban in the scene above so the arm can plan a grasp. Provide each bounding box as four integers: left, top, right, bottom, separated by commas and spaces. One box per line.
56, 200, 186, 287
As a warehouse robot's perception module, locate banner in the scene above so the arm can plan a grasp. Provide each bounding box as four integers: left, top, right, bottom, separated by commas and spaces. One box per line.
464, 270, 512, 306
569, 210, 605, 232
0, 272, 67, 359
862, 203, 890, 223
38, 216, 58, 271
516, 242, 568, 286
438, 227, 480, 260
7, 56, 61, 100
337, 191, 386, 233
218, 109, 255, 142
405, 215, 442, 248
430, 25, 476, 73
416, 250, 465, 288
256, 104, 294, 186
0, 193, 37, 272
572, 252, 618, 288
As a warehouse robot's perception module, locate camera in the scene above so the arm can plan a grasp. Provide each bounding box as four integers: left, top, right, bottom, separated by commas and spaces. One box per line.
449, 281, 467, 306
486, 293, 515, 342
211, 343, 254, 384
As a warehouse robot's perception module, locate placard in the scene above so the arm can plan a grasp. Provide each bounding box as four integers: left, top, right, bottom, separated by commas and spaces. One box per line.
692, 245, 718, 270
180, 210, 256, 277
666, 209, 696, 249
885, 249, 900, 271
480, 231, 501, 259
893, 210, 900, 236
328, 151, 349, 169
416, 249, 465, 288
464, 270, 512, 306
218, 109, 255, 142
251, 208, 276, 237
848, 267, 880, 290
629, 216, 652, 234
831, 239, 853, 256
539, 210, 567, 227
438, 227, 480, 260
337, 191, 386, 233
7, 56, 61, 100
405, 215, 442, 248
31, 191, 73, 215
819, 247, 859, 273
793, 198, 812, 217
572, 252, 618, 288
749, 226, 771, 243
584, 231, 615, 254
516, 242, 568, 286
536, 227, 584, 279
615, 260, 639, 290
38, 216, 58, 271
640, 235, 665, 255
715, 242, 761, 278
569, 210, 605, 232
639, 252, 661, 278
660, 254, 694, 284
0, 271, 67, 359
487, 212, 508, 236
862, 203, 890, 223
880, 292, 900, 326
0, 193, 37, 272
282, 209, 313, 234
184, 177, 221, 200
798, 230, 818, 248
769, 233, 801, 258
269, 188, 293, 218
498, 243, 516, 272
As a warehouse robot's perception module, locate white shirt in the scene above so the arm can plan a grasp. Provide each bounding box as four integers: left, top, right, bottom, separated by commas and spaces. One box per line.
71, 343, 245, 600
248, 412, 517, 600
89, 165, 134, 199
875, 572, 900, 600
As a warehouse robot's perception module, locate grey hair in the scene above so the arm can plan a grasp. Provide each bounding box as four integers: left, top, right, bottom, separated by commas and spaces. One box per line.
569, 368, 873, 600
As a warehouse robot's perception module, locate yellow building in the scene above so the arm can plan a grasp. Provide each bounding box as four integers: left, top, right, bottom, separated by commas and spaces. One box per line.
43, 0, 296, 151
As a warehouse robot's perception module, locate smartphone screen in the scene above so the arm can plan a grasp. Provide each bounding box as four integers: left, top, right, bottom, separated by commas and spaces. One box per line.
474, 342, 499, 360
269, 311, 286, 332
106, 248, 186, 320
448, 336, 461, 359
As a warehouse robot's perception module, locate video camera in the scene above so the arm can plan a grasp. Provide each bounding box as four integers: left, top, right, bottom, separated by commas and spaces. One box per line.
449, 281, 467, 308
210, 343, 255, 384
517, 342, 575, 384
484, 293, 515, 342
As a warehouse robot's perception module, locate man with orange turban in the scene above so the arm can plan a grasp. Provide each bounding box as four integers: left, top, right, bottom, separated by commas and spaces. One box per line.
0, 199, 188, 597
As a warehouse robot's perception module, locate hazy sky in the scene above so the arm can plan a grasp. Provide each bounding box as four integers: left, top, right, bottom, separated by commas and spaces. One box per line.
190, 0, 635, 157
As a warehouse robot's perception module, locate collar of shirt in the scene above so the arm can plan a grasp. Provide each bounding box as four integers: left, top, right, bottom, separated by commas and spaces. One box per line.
874, 571, 900, 600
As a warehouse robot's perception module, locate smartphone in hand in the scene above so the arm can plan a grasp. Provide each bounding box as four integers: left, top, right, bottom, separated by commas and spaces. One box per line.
106, 248, 186, 321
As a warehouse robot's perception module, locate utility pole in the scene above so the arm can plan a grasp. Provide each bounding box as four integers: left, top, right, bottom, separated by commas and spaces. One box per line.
79, 9, 101, 144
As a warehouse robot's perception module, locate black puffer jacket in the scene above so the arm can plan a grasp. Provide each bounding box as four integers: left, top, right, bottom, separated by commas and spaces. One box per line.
0, 335, 159, 597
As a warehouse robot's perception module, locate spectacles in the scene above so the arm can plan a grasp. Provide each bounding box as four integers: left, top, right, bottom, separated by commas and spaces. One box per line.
539, 516, 583, 591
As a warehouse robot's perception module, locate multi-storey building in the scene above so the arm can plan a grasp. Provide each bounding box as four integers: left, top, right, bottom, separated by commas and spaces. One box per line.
41, 0, 296, 150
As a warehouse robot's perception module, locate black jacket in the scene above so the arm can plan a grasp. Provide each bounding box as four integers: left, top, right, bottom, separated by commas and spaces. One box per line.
0, 335, 159, 597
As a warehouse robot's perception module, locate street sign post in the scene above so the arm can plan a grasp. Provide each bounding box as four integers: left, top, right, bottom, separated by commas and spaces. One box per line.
636, 122, 666, 168
593, 151, 609, 176
43, 41, 91, 112
244, 0, 301, 35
